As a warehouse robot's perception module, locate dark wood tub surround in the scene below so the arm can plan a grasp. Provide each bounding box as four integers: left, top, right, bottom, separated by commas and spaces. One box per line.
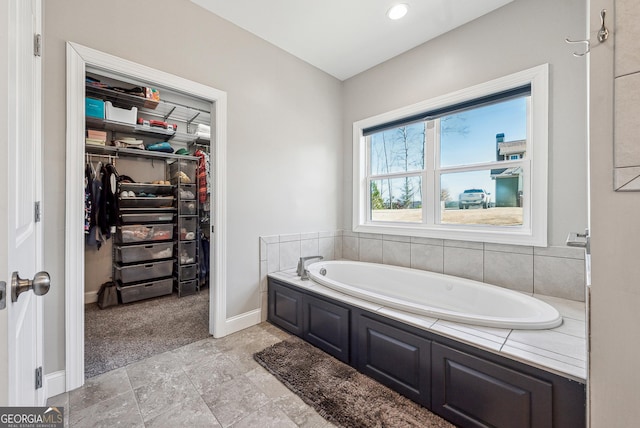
268, 277, 586, 428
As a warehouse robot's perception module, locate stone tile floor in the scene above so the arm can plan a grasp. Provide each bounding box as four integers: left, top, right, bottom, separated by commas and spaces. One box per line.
47, 323, 336, 428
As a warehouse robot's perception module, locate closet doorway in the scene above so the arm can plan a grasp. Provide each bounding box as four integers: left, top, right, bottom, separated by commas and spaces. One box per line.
65, 42, 227, 391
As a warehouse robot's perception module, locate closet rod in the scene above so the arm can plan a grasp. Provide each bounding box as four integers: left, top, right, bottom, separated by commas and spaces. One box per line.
86, 152, 118, 163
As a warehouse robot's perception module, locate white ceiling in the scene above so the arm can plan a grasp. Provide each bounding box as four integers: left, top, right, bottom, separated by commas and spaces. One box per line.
190, 0, 513, 81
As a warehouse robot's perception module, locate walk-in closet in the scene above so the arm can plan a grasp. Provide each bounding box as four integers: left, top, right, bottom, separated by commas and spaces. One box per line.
82, 68, 214, 378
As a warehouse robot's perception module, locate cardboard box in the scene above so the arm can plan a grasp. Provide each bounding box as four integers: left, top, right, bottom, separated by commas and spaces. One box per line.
87, 129, 107, 142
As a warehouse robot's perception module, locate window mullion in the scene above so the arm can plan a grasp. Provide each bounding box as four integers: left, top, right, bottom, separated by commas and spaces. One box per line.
425, 120, 437, 225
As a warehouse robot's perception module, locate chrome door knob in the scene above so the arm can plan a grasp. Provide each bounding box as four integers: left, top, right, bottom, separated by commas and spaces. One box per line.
11, 271, 51, 302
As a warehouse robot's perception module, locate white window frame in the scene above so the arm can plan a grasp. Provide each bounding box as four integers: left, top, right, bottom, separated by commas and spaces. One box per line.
352, 64, 548, 246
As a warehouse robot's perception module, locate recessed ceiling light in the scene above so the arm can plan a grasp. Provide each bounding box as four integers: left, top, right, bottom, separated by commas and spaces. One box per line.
387, 4, 409, 20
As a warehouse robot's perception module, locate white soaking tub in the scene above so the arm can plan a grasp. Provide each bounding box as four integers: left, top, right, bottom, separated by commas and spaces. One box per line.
306, 260, 562, 330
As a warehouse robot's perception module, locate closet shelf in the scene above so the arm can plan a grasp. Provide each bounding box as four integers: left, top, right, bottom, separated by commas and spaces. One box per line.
85, 144, 199, 162
86, 84, 160, 110
86, 117, 176, 139
86, 84, 211, 126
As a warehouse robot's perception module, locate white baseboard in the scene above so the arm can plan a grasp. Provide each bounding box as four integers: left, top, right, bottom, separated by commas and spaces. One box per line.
45, 370, 66, 399
85, 290, 98, 304
224, 309, 262, 336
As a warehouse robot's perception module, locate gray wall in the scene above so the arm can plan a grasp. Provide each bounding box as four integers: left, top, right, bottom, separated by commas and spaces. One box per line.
590, 0, 640, 424
42, 0, 343, 374
342, 0, 588, 248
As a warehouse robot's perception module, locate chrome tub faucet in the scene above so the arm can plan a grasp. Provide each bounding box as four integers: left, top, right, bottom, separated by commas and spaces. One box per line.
297, 255, 324, 280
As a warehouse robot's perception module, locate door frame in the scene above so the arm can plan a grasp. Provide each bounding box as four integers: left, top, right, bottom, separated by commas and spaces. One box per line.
64, 42, 227, 391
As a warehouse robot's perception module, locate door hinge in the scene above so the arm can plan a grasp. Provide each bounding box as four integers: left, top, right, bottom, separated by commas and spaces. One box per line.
34, 34, 42, 57
211, 225, 214, 234
35, 366, 42, 389
34, 201, 41, 223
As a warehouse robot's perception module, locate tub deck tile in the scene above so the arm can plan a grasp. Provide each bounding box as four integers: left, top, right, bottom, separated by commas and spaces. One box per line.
501, 344, 586, 381
550, 317, 586, 339
506, 329, 586, 363
430, 321, 504, 352
434, 319, 511, 340
376, 307, 438, 330
535, 294, 586, 321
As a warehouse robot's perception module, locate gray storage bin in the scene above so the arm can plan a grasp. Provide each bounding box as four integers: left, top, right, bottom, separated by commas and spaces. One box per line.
176, 279, 198, 297
169, 161, 197, 185
178, 241, 197, 265
178, 217, 197, 240
177, 263, 197, 279
179, 200, 197, 215
178, 185, 197, 200
119, 196, 174, 209
115, 242, 173, 264
118, 223, 174, 243
120, 212, 175, 224
120, 183, 174, 197
118, 278, 173, 303
115, 259, 173, 284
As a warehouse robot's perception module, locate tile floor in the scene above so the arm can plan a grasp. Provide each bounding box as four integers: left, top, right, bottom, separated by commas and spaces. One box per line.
47, 323, 336, 428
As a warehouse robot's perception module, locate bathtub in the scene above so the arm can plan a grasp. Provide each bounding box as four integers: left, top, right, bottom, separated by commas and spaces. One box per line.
306, 260, 562, 330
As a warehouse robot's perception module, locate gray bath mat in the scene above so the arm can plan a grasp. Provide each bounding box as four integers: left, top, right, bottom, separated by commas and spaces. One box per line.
254, 336, 455, 428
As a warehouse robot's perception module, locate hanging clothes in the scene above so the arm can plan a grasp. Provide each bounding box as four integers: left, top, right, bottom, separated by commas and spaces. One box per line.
98, 163, 119, 239
199, 231, 210, 281
85, 160, 103, 248
84, 163, 93, 234
195, 149, 210, 204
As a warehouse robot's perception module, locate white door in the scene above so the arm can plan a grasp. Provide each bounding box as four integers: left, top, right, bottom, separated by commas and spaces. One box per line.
4, 0, 46, 406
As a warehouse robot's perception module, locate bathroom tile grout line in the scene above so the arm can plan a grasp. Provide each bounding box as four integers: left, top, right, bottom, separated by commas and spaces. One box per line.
124, 368, 146, 426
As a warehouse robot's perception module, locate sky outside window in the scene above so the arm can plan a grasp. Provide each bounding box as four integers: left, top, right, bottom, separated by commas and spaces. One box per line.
440, 97, 528, 197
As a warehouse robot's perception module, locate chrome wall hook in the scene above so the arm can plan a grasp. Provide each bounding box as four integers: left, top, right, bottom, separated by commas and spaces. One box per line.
598, 9, 609, 43
565, 8, 609, 58
565, 38, 590, 57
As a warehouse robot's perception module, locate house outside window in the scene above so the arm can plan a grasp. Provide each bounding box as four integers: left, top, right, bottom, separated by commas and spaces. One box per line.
352, 65, 549, 246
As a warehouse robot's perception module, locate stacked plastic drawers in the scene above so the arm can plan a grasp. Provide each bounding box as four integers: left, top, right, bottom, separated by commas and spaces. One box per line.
171, 159, 199, 297
114, 183, 176, 303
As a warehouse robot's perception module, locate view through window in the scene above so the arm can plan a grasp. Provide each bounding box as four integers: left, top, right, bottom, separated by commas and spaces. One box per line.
368, 96, 528, 227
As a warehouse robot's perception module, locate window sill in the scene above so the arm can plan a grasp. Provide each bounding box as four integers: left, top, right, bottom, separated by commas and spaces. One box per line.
353, 222, 546, 247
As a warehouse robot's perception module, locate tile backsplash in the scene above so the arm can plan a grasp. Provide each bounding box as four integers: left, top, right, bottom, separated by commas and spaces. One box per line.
259, 230, 586, 320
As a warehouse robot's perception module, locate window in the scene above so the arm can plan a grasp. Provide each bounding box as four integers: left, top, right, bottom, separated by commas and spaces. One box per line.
353, 65, 548, 246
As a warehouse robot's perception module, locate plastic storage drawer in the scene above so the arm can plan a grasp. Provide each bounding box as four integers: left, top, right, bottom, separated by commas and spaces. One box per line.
170, 161, 197, 185
176, 263, 197, 280
118, 278, 173, 303
115, 242, 173, 264
120, 212, 175, 224
179, 200, 197, 215
114, 259, 173, 284
177, 241, 197, 265
178, 217, 197, 240
176, 279, 198, 297
117, 224, 174, 243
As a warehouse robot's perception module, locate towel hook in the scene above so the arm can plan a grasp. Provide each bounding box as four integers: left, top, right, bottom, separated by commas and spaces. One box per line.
565, 8, 609, 57
598, 9, 609, 43
565, 38, 590, 57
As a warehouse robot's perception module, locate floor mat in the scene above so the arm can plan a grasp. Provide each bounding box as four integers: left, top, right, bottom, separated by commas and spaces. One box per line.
254, 336, 455, 428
